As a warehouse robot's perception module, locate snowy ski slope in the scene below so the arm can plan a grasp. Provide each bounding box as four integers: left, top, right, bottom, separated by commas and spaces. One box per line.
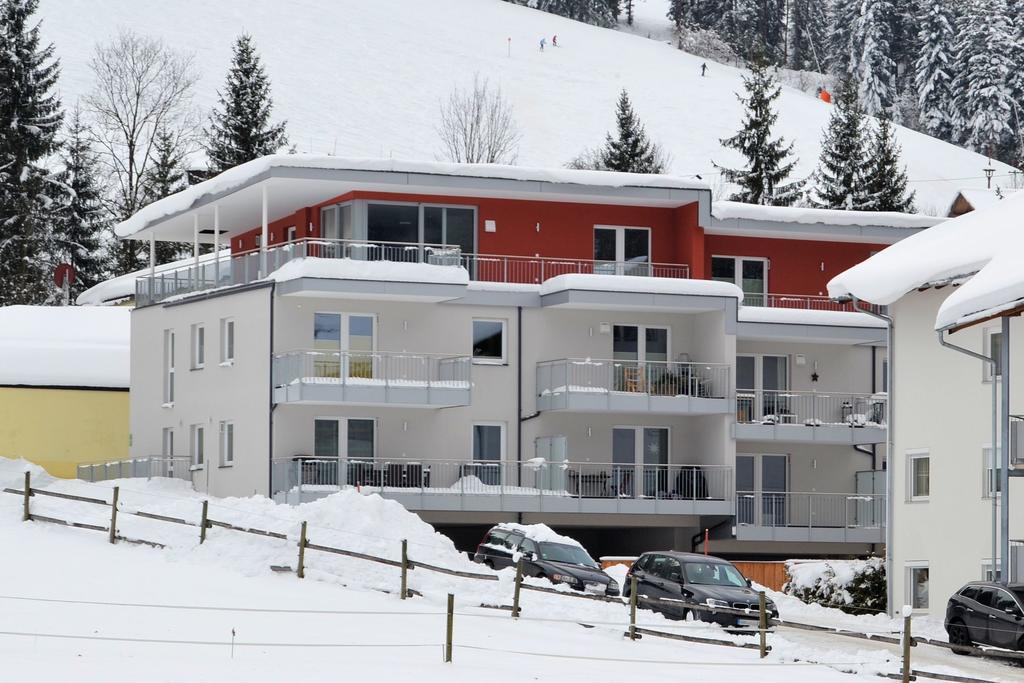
38, 0, 1017, 216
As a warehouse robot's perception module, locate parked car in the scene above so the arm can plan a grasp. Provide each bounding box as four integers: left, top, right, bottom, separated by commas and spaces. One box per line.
472, 523, 619, 597
623, 551, 778, 627
945, 581, 1024, 652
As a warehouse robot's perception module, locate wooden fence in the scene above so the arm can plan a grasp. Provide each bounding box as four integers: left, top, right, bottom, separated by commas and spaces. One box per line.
733, 561, 789, 592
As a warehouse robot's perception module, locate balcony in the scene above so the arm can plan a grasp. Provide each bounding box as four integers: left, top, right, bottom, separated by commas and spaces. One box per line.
734, 390, 886, 444
537, 358, 731, 415
460, 253, 689, 284
734, 491, 885, 543
272, 350, 471, 407
742, 293, 883, 313
271, 457, 733, 516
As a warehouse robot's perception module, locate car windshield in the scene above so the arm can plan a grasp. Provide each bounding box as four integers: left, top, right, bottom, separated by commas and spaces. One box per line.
538, 542, 597, 568
1012, 588, 1024, 604
682, 561, 747, 587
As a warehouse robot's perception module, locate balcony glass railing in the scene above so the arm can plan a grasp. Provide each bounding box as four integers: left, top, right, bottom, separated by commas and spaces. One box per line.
273, 350, 471, 389
537, 358, 731, 401
736, 491, 885, 529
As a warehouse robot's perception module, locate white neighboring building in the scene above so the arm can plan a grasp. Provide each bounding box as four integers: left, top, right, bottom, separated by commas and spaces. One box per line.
830, 191, 1024, 616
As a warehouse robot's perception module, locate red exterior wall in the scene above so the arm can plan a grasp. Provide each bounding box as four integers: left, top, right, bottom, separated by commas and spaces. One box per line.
704, 234, 887, 295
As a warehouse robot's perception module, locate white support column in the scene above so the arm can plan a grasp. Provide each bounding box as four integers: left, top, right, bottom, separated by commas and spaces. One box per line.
193, 214, 200, 288
149, 234, 156, 303
260, 184, 269, 277
213, 204, 221, 285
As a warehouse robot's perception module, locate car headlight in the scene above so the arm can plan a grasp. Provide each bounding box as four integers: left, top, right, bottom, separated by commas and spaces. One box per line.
705, 598, 730, 609
550, 573, 581, 586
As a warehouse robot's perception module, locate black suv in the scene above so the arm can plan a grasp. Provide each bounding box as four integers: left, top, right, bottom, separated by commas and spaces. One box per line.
624, 551, 778, 627
946, 581, 1024, 652
471, 525, 620, 597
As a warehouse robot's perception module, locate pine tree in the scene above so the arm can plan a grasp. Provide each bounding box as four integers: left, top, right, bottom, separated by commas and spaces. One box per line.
204, 33, 287, 175
503, 1, 617, 27
715, 60, 803, 206
0, 0, 63, 306
667, 0, 691, 31
787, 0, 829, 72
828, 0, 861, 78
951, 0, 1016, 155
144, 128, 193, 264
864, 116, 916, 212
811, 79, 872, 210
914, 0, 957, 141
600, 90, 666, 174
855, 0, 897, 116
52, 108, 108, 297
888, 0, 922, 92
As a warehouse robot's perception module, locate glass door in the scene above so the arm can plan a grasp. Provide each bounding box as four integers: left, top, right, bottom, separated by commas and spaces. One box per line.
761, 355, 789, 419
314, 418, 376, 486
737, 356, 756, 421
711, 256, 767, 305
346, 315, 375, 380
642, 427, 669, 497
736, 455, 755, 524
761, 455, 788, 526
613, 325, 668, 393
612, 427, 636, 497
594, 227, 651, 275
313, 313, 342, 379
535, 436, 567, 491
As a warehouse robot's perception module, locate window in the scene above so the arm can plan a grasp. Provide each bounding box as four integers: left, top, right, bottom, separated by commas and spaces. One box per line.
472, 319, 506, 364
254, 234, 262, 248
907, 565, 929, 610
220, 318, 235, 364
321, 204, 355, 241
314, 313, 376, 378
286, 226, 297, 242
993, 590, 1022, 617
983, 446, 1002, 498
190, 424, 205, 468
314, 418, 375, 461
219, 421, 234, 466
368, 203, 419, 244
473, 423, 505, 462
907, 451, 930, 501
161, 428, 174, 456
982, 561, 1003, 583
191, 324, 205, 369
711, 256, 767, 304
424, 206, 476, 254
163, 330, 175, 404
984, 328, 1003, 381
593, 226, 651, 275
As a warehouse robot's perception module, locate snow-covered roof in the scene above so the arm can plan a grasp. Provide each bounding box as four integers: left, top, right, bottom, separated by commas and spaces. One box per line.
0, 306, 130, 388
737, 307, 885, 328
76, 249, 230, 306
946, 188, 1009, 216
828, 190, 1024, 330
538, 273, 743, 299
266, 257, 470, 286
711, 201, 942, 230
115, 155, 711, 241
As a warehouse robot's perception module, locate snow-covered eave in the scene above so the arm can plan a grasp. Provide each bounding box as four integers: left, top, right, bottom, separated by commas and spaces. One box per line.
937, 298, 1024, 333
115, 155, 712, 243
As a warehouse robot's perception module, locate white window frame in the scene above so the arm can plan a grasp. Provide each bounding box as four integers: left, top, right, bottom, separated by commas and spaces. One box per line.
710, 255, 769, 301
906, 450, 930, 502
472, 318, 508, 365
982, 444, 1002, 498
905, 562, 930, 611
163, 329, 175, 405
593, 225, 652, 265
191, 324, 205, 370
471, 422, 507, 462
219, 421, 234, 467
286, 225, 297, 242
612, 323, 672, 364
314, 416, 378, 461
161, 427, 174, 457
983, 327, 1003, 382
190, 424, 205, 469
220, 318, 235, 365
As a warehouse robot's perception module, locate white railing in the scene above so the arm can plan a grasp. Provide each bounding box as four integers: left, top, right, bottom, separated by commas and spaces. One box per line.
76, 456, 192, 483
537, 358, 731, 401
272, 350, 471, 388
460, 253, 689, 284
135, 238, 460, 306
736, 389, 886, 426
736, 491, 885, 529
743, 292, 884, 313
272, 457, 732, 502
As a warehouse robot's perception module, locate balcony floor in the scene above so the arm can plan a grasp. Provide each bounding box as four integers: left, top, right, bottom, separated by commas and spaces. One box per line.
735, 524, 884, 544
274, 381, 470, 407
734, 422, 885, 445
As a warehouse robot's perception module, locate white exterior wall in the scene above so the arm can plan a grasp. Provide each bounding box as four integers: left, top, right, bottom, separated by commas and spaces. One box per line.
891, 288, 1024, 614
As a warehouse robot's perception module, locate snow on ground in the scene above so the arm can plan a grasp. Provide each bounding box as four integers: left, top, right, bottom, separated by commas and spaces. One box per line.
0, 306, 130, 388
37, 0, 1018, 215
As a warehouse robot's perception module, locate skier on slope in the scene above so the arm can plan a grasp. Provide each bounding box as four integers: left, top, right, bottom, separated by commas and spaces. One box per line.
539, 37, 546, 51
552, 35, 558, 47
701, 62, 708, 77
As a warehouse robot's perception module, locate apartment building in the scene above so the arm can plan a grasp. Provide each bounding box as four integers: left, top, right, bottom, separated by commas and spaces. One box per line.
831, 191, 1024, 616
116, 156, 941, 558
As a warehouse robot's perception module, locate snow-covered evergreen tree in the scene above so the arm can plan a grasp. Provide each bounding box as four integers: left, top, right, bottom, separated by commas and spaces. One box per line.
810, 79, 872, 210
715, 60, 803, 205
600, 90, 666, 174
951, 0, 1017, 155
787, 0, 829, 72
855, 0, 897, 116
828, 0, 861, 78
914, 0, 957, 141
503, 0, 617, 27
204, 33, 288, 175
667, 0, 691, 31
864, 116, 916, 212
0, 0, 63, 306
52, 108, 108, 297
144, 128, 193, 264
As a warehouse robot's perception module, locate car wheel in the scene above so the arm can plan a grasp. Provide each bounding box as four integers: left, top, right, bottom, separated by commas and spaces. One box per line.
947, 621, 972, 655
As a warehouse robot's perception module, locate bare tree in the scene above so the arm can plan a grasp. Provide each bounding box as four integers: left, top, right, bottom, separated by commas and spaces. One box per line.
437, 75, 521, 164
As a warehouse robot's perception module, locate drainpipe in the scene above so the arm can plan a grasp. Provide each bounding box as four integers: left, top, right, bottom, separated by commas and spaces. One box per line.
516, 306, 523, 488
851, 297, 895, 616
268, 282, 277, 498
1000, 317, 1011, 584
937, 329, 1000, 583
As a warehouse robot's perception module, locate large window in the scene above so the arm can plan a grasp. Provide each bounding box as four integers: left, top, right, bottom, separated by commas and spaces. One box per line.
907, 564, 929, 610
219, 421, 234, 467
314, 418, 376, 461
314, 312, 376, 378
907, 451, 930, 501
594, 226, 650, 275
424, 206, 475, 254
473, 423, 505, 462
163, 330, 175, 404
321, 204, 354, 241
472, 319, 506, 364
368, 203, 419, 244
711, 256, 767, 304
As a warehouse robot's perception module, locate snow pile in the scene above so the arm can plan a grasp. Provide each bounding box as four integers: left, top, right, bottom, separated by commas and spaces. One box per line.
738, 307, 886, 328
266, 256, 470, 286
712, 201, 942, 230
0, 305, 130, 388
783, 558, 886, 616
539, 273, 743, 298
496, 522, 585, 547
77, 249, 231, 306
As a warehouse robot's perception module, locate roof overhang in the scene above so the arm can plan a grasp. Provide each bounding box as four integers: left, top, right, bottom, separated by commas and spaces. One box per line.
707, 216, 927, 245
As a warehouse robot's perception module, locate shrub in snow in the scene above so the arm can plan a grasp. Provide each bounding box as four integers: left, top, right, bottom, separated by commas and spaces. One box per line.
783, 557, 886, 615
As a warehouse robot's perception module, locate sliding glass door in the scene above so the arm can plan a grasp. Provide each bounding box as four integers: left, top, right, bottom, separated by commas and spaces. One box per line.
736, 453, 788, 526
613, 325, 668, 392
711, 256, 767, 305
313, 313, 376, 380
594, 226, 651, 275
612, 426, 669, 497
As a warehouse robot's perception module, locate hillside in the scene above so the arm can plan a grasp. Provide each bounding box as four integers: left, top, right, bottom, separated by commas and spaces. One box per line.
38, 0, 1018, 215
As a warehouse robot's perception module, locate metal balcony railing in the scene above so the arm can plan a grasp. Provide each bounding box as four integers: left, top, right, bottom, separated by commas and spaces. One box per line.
272, 350, 471, 389
742, 292, 885, 313
272, 457, 732, 502
76, 456, 193, 482
736, 389, 886, 426
736, 491, 886, 529
460, 253, 689, 284
538, 358, 731, 401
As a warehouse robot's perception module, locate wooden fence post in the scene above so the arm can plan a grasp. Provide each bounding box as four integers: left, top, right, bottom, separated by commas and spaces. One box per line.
400, 539, 408, 599
512, 557, 523, 618
108, 486, 119, 544
297, 521, 307, 579
758, 590, 768, 658
199, 500, 209, 544
902, 610, 912, 683
629, 575, 638, 640
22, 471, 30, 522
444, 593, 454, 663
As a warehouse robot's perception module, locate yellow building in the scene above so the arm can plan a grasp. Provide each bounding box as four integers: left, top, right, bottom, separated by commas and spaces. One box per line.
0, 305, 130, 478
